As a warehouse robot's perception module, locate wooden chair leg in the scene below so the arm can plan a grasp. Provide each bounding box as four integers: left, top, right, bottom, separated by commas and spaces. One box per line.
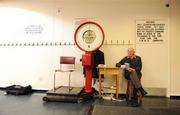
127, 80, 142, 103
126, 80, 132, 100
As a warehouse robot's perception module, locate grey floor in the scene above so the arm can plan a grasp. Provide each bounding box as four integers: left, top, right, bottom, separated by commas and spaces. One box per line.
0, 90, 180, 115
92, 98, 180, 115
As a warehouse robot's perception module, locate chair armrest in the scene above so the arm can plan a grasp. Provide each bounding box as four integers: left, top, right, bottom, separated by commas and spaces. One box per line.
55, 69, 75, 72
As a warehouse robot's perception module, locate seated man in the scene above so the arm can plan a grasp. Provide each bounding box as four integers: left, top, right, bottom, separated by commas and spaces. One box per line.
116, 48, 147, 105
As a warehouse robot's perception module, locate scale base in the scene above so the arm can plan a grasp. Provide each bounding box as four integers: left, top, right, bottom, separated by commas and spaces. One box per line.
43, 86, 84, 103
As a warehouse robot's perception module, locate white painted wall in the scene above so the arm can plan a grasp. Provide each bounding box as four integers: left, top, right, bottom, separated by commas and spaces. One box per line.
170, 0, 180, 96
0, 0, 179, 96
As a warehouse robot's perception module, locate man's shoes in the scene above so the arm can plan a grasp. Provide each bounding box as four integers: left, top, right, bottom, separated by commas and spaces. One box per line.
131, 100, 139, 107
138, 87, 147, 96
126, 99, 140, 107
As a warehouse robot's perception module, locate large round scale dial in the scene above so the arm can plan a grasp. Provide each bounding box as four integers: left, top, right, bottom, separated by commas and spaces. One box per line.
74, 21, 105, 52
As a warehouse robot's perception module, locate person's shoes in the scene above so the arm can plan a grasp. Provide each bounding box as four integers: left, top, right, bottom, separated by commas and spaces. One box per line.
126, 99, 132, 105
126, 97, 140, 107
132, 100, 140, 107
138, 87, 147, 96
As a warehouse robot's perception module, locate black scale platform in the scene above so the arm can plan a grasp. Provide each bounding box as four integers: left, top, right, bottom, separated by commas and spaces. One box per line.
43, 86, 83, 103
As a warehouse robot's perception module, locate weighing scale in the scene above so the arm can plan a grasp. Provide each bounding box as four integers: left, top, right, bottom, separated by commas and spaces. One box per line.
74, 21, 105, 94
43, 21, 105, 103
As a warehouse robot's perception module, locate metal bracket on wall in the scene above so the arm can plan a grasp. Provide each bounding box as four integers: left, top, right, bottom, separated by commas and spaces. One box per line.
103, 40, 134, 45
0, 42, 76, 47
0, 40, 134, 47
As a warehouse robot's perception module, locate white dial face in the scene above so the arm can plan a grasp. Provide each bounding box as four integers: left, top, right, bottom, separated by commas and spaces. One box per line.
75, 22, 104, 52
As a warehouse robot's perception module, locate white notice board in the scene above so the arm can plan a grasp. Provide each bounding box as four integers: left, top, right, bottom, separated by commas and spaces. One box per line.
136, 20, 167, 44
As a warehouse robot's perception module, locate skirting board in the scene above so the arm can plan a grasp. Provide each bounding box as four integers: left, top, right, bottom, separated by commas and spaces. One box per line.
0, 87, 171, 97
101, 87, 167, 97
170, 95, 180, 99
144, 87, 167, 97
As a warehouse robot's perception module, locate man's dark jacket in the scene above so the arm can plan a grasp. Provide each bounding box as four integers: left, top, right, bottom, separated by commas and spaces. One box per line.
83, 50, 105, 78
116, 56, 142, 80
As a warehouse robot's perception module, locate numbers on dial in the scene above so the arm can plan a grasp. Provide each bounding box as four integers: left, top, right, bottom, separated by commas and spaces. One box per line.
82, 30, 96, 44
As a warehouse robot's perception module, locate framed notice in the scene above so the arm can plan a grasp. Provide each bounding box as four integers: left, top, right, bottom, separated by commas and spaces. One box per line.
136, 20, 167, 43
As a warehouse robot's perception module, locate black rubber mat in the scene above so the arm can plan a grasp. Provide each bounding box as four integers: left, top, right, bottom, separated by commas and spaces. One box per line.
91, 105, 180, 115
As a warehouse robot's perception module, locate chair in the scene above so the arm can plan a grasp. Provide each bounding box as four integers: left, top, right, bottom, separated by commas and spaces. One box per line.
53, 56, 75, 92
126, 80, 132, 100
126, 80, 142, 103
